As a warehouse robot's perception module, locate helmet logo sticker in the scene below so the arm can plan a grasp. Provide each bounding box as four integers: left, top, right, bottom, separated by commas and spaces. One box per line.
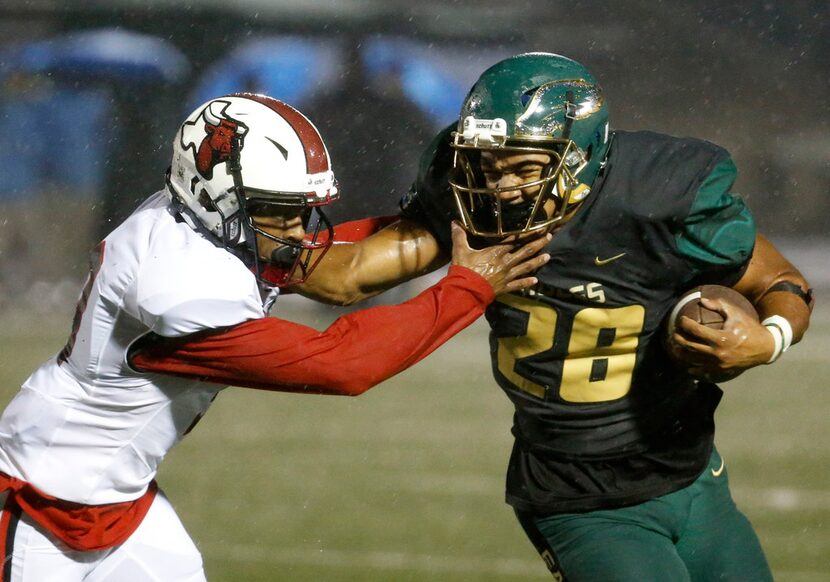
180, 100, 249, 180
516, 80, 603, 138
264, 136, 289, 161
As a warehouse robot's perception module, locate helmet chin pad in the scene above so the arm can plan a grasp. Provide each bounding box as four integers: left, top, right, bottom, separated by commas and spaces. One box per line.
270, 244, 301, 267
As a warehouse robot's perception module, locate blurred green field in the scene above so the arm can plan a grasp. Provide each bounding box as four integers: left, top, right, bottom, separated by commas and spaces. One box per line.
0, 294, 827, 581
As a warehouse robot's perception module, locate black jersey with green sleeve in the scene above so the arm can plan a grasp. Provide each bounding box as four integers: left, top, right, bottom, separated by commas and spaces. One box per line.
403, 129, 756, 514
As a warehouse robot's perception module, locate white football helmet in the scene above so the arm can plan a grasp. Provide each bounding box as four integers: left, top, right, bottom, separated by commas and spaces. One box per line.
166, 93, 339, 286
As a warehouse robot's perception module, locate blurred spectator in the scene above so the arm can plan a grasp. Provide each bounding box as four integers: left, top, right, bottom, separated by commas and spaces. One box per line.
303, 41, 436, 224
361, 37, 472, 128
0, 28, 190, 311
186, 36, 342, 111
0, 70, 113, 309
0, 73, 113, 199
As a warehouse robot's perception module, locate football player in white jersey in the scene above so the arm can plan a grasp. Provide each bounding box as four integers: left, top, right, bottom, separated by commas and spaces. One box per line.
0, 93, 550, 581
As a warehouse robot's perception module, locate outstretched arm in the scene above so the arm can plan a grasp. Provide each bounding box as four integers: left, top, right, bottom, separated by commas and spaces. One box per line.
130, 265, 492, 395
292, 217, 450, 305
131, 225, 550, 395
292, 123, 464, 305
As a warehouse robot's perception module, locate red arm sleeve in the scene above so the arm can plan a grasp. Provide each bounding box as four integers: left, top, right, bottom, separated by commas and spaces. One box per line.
130, 266, 493, 396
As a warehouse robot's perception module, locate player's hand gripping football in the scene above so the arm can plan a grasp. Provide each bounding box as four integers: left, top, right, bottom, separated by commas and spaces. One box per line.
450, 221, 550, 295
671, 296, 774, 381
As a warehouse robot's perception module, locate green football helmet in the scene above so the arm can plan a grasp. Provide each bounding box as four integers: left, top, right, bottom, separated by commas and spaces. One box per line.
450, 52, 610, 238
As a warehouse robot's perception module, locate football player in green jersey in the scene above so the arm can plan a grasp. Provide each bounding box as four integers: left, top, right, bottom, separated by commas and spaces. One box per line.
294, 53, 814, 581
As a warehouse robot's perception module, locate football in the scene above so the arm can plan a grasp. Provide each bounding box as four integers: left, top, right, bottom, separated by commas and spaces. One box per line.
666, 284, 759, 382
667, 284, 757, 333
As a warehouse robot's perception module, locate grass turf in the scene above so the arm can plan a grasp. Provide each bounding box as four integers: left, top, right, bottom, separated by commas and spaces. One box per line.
0, 296, 827, 581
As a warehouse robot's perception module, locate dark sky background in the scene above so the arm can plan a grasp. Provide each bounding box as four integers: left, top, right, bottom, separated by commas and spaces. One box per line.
1, 0, 827, 235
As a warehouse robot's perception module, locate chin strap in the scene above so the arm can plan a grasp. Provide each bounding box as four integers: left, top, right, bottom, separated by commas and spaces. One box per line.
270, 245, 301, 266
167, 190, 256, 269
562, 90, 576, 140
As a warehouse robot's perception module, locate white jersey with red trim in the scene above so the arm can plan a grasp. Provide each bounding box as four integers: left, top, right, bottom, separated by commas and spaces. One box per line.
0, 191, 270, 504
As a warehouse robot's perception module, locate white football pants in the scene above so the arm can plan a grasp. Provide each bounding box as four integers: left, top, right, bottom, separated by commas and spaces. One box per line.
0, 490, 206, 581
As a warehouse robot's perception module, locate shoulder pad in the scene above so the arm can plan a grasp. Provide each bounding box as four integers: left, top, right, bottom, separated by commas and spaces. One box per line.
136, 242, 264, 337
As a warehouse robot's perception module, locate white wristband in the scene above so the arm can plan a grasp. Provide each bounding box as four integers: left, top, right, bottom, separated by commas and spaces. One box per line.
762, 315, 793, 364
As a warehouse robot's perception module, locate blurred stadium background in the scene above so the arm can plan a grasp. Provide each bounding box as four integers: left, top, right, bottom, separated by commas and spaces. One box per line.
0, 1, 827, 580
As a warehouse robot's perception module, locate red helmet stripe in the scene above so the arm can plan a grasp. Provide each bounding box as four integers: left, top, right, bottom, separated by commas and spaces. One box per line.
234, 93, 329, 175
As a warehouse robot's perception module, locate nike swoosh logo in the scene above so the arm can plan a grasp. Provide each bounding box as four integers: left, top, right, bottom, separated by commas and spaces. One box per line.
594, 252, 626, 266
711, 458, 725, 477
